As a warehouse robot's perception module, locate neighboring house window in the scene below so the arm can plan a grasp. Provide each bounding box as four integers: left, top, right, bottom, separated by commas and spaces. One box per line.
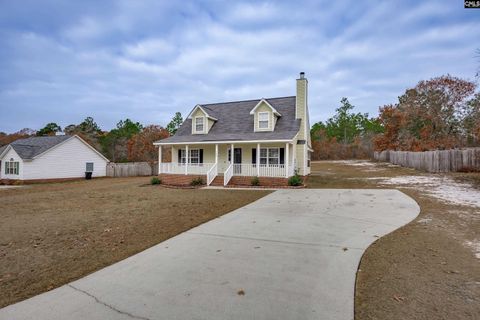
307, 152, 311, 167
195, 117, 204, 133
86, 162, 94, 172
258, 112, 269, 129
5, 160, 19, 175
259, 148, 280, 165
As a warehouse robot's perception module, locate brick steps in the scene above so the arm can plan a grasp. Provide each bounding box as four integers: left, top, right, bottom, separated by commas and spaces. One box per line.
210, 175, 224, 186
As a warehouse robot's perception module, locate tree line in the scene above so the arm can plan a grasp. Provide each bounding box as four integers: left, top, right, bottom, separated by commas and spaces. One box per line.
310, 74, 480, 159
0, 112, 184, 163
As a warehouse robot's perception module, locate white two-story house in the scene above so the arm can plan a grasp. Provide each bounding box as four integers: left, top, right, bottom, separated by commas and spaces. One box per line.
154, 72, 313, 186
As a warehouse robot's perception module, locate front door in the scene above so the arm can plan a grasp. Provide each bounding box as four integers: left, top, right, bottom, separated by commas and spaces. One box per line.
233, 148, 242, 174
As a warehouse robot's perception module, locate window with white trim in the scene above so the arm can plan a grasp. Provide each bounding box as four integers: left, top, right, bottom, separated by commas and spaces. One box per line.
189, 149, 199, 164
86, 162, 94, 172
268, 148, 279, 165
4, 159, 19, 175
259, 148, 279, 165
180, 149, 187, 164
195, 117, 204, 133
258, 112, 269, 129
180, 149, 200, 164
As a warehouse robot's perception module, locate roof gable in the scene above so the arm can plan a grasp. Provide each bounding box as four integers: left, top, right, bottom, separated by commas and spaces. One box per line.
249, 99, 281, 116
187, 105, 218, 121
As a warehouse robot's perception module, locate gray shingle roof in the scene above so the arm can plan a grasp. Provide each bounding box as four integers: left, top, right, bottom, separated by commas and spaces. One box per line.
1, 135, 72, 160
158, 96, 300, 144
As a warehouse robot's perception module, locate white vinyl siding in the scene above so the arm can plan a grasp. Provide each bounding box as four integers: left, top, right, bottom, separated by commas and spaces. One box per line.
20, 137, 108, 180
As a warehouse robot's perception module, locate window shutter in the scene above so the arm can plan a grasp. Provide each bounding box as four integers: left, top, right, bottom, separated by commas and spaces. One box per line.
280, 148, 285, 164
252, 148, 256, 164
228, 149, 231, 162
178, 149, 182, 163
199, 149, 204, 163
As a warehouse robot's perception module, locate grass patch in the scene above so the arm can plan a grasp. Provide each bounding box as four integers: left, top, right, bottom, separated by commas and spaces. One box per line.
0, 177, 269, 308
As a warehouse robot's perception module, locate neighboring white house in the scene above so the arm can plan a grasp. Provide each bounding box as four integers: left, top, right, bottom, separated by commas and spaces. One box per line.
154, 72, 313, 186
0, 135, 109, 182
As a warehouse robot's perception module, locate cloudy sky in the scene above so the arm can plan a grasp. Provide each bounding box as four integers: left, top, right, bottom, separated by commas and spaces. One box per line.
0, 0, 478, 133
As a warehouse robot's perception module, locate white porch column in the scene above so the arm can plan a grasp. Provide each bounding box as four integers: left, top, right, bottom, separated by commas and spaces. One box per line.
285, 143, 289, 178
185, 145, 189, 175
256, 143, 260, 176
230, 144, 234, 163
293, 145, 297, 173
158, 145, 162, 174
215, 144, 219, 164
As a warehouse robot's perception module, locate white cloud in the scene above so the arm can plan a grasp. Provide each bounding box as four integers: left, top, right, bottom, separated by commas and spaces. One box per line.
123, 38, 175, 59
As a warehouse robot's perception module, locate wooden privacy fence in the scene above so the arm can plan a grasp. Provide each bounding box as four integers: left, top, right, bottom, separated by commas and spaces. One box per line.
107, 162, 158, 177
373, 148, 480, 173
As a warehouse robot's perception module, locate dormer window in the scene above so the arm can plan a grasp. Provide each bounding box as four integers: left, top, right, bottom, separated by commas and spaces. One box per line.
187, 105, 217, 135
258, 112, 269, 129
250, 99, 281, 132
195, 117, 204, 133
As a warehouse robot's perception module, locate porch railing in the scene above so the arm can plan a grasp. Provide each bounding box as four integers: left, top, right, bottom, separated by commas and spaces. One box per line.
206, 163, 218, 185
232, 164, 293, 178
224, 163, 233, 186
159, 163, 215, 175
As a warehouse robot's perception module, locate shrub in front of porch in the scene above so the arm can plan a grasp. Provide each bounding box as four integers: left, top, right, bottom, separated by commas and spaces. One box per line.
190, 177, 205, 186
251, 176, 260, 186
151, 177, 161, 185
288, 174, 303, 186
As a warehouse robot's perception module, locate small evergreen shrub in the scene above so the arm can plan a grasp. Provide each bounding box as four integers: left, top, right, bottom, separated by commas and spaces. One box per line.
190, 177, 205, 186
151, 177, 161, 185
288, 174, 303, 186
251, 176, 260, 186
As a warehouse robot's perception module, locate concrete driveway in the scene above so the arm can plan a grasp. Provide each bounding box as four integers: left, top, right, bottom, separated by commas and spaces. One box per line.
0, 189, 419, 320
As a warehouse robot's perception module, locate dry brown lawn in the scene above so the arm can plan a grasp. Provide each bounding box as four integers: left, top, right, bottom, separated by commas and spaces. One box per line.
2, 165, 479, 319
309, 161, 480, 320
0, 178, 269, 308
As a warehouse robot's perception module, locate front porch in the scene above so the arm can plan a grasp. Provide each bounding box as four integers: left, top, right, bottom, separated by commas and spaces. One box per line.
157, 142, 296, 186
